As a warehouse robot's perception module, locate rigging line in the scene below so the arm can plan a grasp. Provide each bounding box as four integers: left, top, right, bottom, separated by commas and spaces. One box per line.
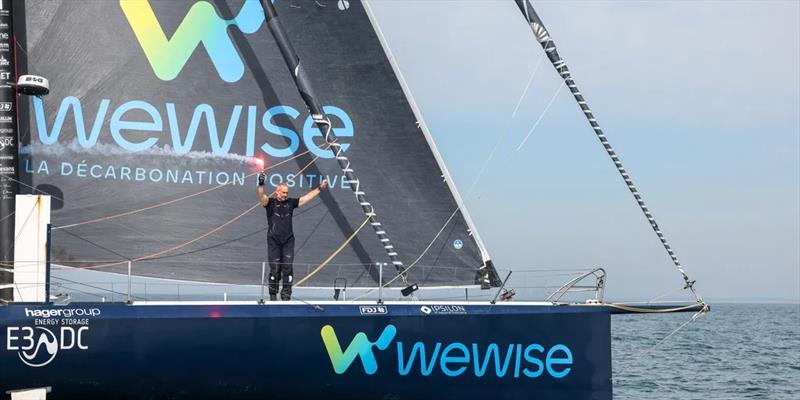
351, 54, 551, 292
514, 0, 703, 304
294, 214, 372, 288
351, 208, 460, 301
57, 228, 131, 261
141, 201, 324, 262
1, 199, 38, 259
472, 81, 565, 204
352, 60, 562, 300
53, 149, 313, 231
511, 51, 546, 119
3, 175, 65, 202
74, 202, 262, 271
463, 52, 548, 202
63, 151, 325, 271
646, 306, 709, 353
0, 211, 15, 224
50, 275, 145, 301
515, 81, 565, 152
602, 302, 706, 314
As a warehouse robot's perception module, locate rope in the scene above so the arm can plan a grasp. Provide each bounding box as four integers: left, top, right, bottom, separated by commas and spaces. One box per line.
294, 215, 372, 287
75, 202, 262, 271
37, 149, 324, 271
351, 55, 563, 300
53, 150, 314, 231
601, 302, 707, 314
651, 306, 708, 349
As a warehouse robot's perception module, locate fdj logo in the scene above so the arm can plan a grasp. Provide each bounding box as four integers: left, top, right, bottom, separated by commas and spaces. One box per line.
320, 324, 574, 379
119, 0, 267, 83
6, 326, 89, 367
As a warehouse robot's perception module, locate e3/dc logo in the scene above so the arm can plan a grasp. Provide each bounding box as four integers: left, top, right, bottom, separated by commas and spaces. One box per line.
119, 0, 267, 83
6, 326, 89, 367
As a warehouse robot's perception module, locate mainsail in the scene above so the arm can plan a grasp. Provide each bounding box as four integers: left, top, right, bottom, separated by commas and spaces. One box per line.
15, 0, 499, 288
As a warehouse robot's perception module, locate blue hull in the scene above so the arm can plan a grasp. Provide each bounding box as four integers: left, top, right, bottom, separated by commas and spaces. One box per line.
1, 302, 611, 399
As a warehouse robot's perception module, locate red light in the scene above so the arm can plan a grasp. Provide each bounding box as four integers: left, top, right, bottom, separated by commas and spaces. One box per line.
209, 311, 222, 318
249, 157, 268, 173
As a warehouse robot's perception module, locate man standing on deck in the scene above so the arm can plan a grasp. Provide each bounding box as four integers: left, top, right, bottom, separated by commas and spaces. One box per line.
257, 173, 328, 300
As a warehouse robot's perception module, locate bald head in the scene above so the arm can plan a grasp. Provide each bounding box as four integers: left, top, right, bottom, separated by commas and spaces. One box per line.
275, 183, 289, 201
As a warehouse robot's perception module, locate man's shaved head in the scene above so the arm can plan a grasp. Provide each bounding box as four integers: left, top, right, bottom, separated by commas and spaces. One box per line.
275, 183, 289, 201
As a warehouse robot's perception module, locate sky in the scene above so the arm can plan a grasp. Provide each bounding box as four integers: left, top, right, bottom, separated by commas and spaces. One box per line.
369, 0, 800, 302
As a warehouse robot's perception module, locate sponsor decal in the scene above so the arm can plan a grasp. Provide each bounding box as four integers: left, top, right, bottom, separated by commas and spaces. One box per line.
120, 0, 266, 83
0, 56, 7, 66
3, 308, 99, 366
0, 101, 11, 112
359, 305, 388, 315
0, 135, 12, 150
420, 305, 468, 315
320, 324, 574, 379
32, 96, 353, 159
24, 308, 101, 319
0, 165, 14, 174
6, 326, 90, 367
453, 239, 463, 250
0, 32, 7, 41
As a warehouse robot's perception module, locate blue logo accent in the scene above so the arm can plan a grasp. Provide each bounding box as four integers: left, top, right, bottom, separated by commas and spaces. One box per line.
453, 239, 463, 250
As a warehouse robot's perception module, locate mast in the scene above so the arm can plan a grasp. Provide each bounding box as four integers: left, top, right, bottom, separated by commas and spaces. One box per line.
258, 1, 408, 282
513, 0, 702, 302
0, 0, 19, 302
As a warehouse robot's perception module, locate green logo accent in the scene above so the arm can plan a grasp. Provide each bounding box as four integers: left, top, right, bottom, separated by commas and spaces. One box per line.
320, 324, 397, 375
119, 0, 264, 83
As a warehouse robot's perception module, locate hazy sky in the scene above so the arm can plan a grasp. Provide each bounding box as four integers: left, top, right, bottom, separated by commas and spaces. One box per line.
369, 0, 800, 302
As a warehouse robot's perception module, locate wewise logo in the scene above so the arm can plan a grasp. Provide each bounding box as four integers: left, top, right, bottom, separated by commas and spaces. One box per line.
119, 0, 266, 83
320, 324, 397, 375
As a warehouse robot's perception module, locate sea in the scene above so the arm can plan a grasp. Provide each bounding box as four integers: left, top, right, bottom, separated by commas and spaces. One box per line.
612, 303, 799, 399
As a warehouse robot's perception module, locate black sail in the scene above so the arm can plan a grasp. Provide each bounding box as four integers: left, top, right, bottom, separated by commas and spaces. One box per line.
14, 0, 498, 288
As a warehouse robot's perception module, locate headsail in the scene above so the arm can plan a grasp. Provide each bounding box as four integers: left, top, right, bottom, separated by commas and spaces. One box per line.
14, 0, 499, 288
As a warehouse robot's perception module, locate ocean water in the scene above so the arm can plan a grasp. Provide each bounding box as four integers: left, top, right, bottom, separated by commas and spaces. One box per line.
612, 303, 800, 399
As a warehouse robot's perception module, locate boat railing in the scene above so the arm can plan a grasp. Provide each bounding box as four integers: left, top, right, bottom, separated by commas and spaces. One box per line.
3, 259, 609, 305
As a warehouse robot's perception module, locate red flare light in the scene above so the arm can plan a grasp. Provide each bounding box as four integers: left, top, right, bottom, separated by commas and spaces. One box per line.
250, 157, 267, 173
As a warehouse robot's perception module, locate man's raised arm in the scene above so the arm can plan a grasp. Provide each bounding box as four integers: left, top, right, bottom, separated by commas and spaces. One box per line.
257, 172, 270, 206
299, 179, 329, 207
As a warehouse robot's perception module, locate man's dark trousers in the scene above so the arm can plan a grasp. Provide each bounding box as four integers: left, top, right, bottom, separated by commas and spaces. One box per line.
268, 235, 295, 300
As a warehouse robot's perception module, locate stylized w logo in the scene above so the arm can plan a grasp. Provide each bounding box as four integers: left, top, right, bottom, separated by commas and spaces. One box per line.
320, 324, 397, 375
119, 0, 265, 83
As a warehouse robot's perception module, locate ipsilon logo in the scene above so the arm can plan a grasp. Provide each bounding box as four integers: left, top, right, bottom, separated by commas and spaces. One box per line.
119, 0, 268, 83
320, 324, 574, 379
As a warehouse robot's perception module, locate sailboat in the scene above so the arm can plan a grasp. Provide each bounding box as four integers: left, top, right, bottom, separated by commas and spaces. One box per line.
0, 1, 706, 399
